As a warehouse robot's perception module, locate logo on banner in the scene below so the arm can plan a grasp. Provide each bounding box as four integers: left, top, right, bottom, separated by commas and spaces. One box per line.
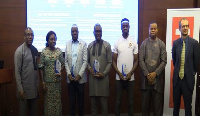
169, 17, 194, 109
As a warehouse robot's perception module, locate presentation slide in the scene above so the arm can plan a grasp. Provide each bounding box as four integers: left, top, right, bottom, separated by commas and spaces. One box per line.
27, 0, 138, 52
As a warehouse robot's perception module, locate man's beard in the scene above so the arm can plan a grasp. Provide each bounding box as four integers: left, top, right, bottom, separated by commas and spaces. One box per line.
72, 37, 77, 41
150, 35, 156, 39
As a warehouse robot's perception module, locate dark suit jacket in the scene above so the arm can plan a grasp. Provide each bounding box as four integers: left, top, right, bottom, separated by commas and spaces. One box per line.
172, 36, 200, 91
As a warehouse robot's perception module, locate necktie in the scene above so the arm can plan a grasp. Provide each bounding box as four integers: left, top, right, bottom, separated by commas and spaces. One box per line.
179, 40, 185, 79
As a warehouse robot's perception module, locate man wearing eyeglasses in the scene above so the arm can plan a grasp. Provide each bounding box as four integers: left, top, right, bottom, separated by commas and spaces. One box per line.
14, 27, 39, 116
87, 23, 112, 116
172, 18, 200, 116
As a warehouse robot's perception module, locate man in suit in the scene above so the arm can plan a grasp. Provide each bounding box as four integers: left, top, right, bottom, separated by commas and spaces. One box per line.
172, 18, 200, 116
139, 22, 167, 116
87, 23, 112, 116
65, 24, 88, 116
14, 27, 39, 116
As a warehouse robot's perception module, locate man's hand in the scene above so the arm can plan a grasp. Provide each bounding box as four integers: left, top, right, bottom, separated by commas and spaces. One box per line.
125, 72, 132, 81
94, 72, 105, 79
147, 72, 156, 85
75, 75, 81, 81
68, 74, 75, 81
42, 82, 47, 93
55, 72, 61, 77
19, 91, 26, 100
89, 68, 95, 76
118, 72, 125, 80
149, 72, 156, 80
147, 75, 154, 85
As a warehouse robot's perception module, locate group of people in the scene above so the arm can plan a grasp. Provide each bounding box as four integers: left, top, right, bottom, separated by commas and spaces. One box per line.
14, 17, 199, 116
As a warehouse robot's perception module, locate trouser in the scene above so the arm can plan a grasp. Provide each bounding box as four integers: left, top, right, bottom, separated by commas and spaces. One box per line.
115, 80, 134, 116
173, 77, 193, 116
68, 82, 85, 116
141, 89, 163, 116
91, 96, 108, 116
19, 97, 37, 116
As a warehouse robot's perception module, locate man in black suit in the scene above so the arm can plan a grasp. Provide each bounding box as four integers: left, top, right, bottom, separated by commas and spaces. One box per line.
172, 18, 200, 116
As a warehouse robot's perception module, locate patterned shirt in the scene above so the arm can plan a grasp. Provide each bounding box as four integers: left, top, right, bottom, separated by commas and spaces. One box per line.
139, 37, 167, 76
38, 47, 64, 82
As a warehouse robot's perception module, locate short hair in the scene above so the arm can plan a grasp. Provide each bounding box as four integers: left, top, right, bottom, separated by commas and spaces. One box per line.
121, 18, 129, 24
149, 21, 158, 28
46, 31, 56, 47
179, 18, 189, 29
94, 23, 102, 30
71, 24, 78, 33
24, 27, 33, 35
71, 24, 78, 28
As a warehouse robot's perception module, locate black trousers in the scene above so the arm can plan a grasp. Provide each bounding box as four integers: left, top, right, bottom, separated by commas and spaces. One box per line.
173, 77, 193, 116
141, 88, 163, 116
19, 97, 38, 116
91, 96, 108, 116
68, 81, 85, 116
115, 80, 134, 116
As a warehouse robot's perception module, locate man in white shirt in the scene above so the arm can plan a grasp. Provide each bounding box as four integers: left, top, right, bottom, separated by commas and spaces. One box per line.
112, 18, 138, 116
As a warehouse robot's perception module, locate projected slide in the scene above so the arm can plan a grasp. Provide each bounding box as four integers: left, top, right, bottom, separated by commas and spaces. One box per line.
27, 0, 138, 52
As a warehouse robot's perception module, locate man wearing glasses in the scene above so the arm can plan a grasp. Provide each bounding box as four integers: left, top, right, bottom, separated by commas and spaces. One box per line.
172, 18, 200, 116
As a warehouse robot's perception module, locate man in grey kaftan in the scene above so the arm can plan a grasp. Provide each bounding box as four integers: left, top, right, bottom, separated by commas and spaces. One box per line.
87, 24, 112, 116
139, 22, 167, 116
14, 27, 39, 116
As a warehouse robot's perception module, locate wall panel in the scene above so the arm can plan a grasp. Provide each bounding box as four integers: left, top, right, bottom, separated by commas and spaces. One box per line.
0, 0, 196, 115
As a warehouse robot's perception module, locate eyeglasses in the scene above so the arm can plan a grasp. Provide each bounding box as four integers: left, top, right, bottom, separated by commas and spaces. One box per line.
181, 25, 189, 29
25, 33, 34, 37
95, 30, 102, 33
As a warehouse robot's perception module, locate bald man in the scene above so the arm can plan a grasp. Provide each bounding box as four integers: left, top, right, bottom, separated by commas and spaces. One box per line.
65, 24, 88, 116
